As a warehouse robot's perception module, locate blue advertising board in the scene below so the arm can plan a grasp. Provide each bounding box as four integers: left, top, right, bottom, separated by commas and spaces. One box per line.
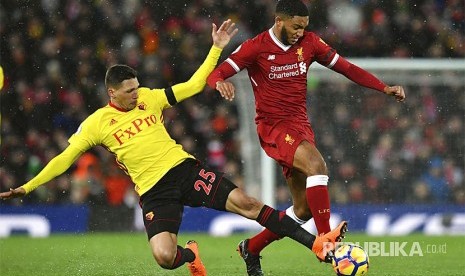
179, 204, 465, 236
1, 204, 464, 237
0, 205, 88, 237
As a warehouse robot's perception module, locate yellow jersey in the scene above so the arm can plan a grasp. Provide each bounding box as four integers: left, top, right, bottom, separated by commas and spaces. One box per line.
68, 87, 193, 195
21, 46, 222, 196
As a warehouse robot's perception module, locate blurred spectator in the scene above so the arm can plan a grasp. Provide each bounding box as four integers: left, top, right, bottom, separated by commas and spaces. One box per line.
410, 180, 433, 204
103, 161, 132, 206
70, 152, 104, 204
421, 157, 450, 203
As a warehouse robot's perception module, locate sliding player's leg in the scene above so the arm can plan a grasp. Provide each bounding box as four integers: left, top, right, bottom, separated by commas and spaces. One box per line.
141, 181, 205, 275
239, 171, 311, 275
225, 187, 347, 262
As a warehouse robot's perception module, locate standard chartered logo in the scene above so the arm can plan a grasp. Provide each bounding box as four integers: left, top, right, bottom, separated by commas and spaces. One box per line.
268, 62, 307, 79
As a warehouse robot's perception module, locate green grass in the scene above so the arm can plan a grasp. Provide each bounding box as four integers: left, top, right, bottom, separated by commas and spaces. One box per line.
0, 233, 463, 275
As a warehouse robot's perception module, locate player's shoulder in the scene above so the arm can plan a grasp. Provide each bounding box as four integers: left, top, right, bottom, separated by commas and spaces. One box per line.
245, 29, 270, 46
302, 31, 322, 42
137, 86, 153, 95
138, 86, 165, 95
87, 105, 111, 122
300, 31, 330, 49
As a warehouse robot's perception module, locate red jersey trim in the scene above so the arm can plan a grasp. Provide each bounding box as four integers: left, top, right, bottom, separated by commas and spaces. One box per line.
226, 58, 240, 72
327, 53, 340, 68
108, 101, 129, 112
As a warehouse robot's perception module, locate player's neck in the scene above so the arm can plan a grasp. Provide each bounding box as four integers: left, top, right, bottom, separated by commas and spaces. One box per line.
271, 24, 284, 44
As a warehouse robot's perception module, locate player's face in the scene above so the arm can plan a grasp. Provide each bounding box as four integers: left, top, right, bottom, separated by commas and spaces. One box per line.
280, 16, 309, 45
109, 78, 140, 111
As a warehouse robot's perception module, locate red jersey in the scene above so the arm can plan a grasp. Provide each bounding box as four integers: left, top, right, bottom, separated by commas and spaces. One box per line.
224, 28, 338, 123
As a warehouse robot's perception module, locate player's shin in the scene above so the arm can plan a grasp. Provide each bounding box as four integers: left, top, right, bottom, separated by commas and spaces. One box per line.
168, 245, 195, 269
255, 205, 315, 250
247, 205, 308, 254
305, 175, 331, 234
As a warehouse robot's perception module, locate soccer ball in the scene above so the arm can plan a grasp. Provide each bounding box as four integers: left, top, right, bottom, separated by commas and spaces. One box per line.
332, 244, 369, 276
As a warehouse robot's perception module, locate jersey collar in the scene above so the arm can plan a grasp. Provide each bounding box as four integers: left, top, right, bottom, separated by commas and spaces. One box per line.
268, 26, 292, 52
108, 101, 129, 112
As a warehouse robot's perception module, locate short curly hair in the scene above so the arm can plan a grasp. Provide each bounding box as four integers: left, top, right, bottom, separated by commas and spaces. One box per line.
275, 0, 309, 17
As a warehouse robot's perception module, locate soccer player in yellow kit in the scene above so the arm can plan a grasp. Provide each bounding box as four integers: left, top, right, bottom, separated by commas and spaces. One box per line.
0, 20, 346, 275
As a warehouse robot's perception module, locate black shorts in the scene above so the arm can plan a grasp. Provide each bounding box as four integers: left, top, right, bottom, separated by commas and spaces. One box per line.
139, 158, 237, 240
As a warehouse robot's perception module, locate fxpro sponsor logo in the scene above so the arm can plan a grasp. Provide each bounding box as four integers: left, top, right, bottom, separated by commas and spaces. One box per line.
269, 62, 306, 79
323, 241, 448, 257
112, 114, 158, 145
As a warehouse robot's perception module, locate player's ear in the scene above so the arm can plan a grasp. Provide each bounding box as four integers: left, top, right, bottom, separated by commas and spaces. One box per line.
276, 14, 289, 29
108, 88, 115, 98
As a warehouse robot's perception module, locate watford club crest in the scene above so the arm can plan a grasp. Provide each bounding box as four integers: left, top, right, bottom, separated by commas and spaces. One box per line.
296, 47, 304, 61
138, 102, 147, 110
145, 211, 154, 221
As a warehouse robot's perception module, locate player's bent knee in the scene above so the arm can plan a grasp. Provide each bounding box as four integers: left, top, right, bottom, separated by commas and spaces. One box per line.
307, 159, 327, 175
153, 249, 176, 269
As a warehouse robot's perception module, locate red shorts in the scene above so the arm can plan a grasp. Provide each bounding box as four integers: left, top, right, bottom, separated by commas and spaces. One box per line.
257, 120, 315, 178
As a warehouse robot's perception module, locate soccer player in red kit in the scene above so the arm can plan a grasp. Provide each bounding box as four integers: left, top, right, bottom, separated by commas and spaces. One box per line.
207, 0, 405, 275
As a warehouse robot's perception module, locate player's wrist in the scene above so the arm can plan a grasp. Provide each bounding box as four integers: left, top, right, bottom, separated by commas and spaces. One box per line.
215, 80, 224, 89
211, 44, 223, 51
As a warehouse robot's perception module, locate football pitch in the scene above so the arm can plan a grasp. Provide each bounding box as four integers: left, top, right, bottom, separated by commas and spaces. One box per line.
0, 233, 463, 275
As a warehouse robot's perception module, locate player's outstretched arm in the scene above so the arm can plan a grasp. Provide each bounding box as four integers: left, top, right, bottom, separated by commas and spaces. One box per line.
0, 187, 26, 200
1, 145, 83, 199
383, 85, 406, 102
170, 19, 238, 103
331, 56, 407, 102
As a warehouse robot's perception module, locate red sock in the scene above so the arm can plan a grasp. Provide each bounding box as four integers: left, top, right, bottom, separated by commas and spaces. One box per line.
306, 175, 331, 234
247, 211, 285, 255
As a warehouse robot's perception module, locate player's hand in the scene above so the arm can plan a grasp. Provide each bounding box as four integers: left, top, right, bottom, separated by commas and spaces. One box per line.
0, 187, 26, 200
215, 80, 236, 101
384, 85, 405, 102
212, 19, 238, 49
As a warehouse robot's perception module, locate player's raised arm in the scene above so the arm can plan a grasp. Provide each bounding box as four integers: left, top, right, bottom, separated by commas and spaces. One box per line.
0, 145, 83, 200
168, 19, 238, 104
212, 19, 238, 49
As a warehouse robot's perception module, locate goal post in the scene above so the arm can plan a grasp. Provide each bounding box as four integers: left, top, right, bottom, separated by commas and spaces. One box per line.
230, 59, 465, 207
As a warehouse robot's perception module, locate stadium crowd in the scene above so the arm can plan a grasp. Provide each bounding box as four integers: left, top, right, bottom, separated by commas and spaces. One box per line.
1, 0, 464, 210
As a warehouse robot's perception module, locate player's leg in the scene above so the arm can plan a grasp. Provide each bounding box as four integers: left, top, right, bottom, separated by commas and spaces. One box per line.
143, 203, 203, 272
149, 231, 205, 276
149, 231, 182, 268
183, 160, 346, 268
140, 162, 206, 274
244, 170, 310, 257
287, 169, 313, 221
293, 140, 332, 234
225, 187, 347, 261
